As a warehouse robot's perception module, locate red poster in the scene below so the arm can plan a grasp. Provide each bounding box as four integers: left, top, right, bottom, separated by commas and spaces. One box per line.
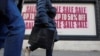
22, 3, 96, 35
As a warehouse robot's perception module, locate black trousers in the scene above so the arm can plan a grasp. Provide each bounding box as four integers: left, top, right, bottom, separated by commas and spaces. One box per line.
29, 43, 54, 56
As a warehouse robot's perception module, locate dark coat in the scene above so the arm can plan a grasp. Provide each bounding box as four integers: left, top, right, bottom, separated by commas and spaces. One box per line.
35, 0, 59, 42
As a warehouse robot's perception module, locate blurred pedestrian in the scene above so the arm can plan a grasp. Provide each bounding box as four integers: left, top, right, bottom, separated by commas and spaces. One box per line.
0, 0, 25, 56
24, 0, 59, 56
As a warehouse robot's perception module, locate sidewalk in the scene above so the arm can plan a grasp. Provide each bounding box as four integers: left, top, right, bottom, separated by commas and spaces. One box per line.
0, 48, 100, 56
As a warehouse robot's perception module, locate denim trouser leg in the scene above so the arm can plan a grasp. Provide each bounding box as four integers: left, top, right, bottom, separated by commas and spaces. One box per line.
4, 0, 25, 56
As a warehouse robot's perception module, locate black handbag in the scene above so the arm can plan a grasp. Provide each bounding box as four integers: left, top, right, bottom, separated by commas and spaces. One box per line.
28, 26, 55, 49
28, 26, 41, 44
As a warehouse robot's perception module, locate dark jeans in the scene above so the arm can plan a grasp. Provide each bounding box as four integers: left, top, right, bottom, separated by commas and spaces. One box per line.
0, 0, 25, 56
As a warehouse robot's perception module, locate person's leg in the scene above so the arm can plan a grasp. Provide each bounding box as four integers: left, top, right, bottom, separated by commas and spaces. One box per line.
0, 40, 5, 49
0, 10, 7, 49
46, 43, 54, 56
46, 47, 53, 56
24, 47, 31, 56
24, 44, 38, 56
4, 0, 25, 56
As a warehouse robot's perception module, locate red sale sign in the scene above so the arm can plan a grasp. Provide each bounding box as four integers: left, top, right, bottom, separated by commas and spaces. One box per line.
22, 3, 96, 36
55, 6, 87, 29
22, 4, 36, 29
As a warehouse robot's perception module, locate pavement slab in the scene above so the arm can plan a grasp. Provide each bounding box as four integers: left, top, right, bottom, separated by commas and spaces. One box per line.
0, 48, 100, 56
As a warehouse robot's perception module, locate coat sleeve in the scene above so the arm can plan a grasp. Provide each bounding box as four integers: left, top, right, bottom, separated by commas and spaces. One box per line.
46, 0, 52, 9
36, 0, 48, 24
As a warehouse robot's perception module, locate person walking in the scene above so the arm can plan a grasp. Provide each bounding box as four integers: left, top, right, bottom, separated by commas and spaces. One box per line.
0, 0, 25, 56
24, 0, 59, 56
